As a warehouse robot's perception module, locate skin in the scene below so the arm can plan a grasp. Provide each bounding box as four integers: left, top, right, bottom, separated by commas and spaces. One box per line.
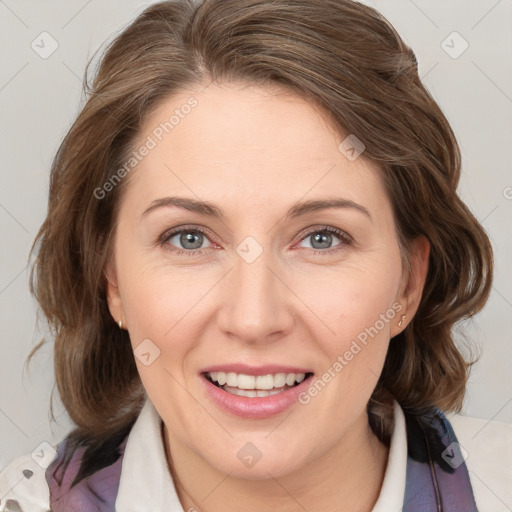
105, 81, 430, 511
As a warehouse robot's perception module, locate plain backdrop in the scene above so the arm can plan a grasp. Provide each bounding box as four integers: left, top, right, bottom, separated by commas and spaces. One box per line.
0, 0, 511, 468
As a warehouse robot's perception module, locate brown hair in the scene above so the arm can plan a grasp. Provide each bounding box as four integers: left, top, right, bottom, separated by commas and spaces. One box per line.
27, 0, 493, 481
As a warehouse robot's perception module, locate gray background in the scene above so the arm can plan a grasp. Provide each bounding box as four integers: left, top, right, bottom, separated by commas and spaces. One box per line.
0, 0, 511, 469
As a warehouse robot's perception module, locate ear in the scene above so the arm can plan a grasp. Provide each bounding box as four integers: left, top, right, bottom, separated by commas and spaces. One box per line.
104, 258, 126, 328
391, 235, 430, 337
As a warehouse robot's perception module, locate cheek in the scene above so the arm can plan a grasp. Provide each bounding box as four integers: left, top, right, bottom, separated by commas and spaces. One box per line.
117, 264, 206, 415
296, 257, 402, 347
115, 222, 196, 327
295, 270, 400, 429
295, 257, 402, 412
116, 220, 402, 362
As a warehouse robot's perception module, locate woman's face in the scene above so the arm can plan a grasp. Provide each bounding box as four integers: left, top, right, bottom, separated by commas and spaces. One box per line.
106, 81, 427, 479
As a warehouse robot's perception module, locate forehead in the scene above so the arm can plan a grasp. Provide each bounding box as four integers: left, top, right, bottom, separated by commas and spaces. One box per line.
121, 81, 391, 220
142, 81, 340, 162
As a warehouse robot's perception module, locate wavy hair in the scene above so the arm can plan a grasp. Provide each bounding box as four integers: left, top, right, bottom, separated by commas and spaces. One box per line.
26, 0, 493, 484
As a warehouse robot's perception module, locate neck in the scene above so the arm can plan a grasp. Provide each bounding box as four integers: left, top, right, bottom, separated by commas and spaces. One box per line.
162, 411, 389, 512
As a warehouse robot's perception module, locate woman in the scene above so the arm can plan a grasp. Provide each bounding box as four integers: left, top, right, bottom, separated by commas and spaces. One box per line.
1, 0, 510, 510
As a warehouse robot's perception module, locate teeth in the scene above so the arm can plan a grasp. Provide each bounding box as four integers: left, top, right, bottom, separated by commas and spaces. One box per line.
295, 373, 305, 383
226, 387, 286, 397
272, 373, 287, 388
227, 387, 259, 397
256, 374, 274, 390
207, 371, 307, 390
238, 374, 256, 389
285, 374, 296, 386
226, 372, 238, 387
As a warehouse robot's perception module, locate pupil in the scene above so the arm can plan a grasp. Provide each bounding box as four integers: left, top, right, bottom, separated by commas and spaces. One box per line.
181, 231, 202, 249
312, 232, 331, 249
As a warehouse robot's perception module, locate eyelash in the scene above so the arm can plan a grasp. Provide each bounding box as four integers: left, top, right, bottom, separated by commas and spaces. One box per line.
158, 225, 353, 257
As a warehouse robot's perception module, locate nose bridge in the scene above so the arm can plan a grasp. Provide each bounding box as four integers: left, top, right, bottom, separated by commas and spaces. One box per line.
219, 236, 293, 342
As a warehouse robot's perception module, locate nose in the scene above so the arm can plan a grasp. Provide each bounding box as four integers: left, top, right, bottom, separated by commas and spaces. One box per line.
217, 246, 295, 345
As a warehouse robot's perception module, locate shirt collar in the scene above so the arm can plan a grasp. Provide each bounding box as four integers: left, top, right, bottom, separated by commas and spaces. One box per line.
371, 400, 407, 511
115, 396, 407, 511
115, 394, 182, 511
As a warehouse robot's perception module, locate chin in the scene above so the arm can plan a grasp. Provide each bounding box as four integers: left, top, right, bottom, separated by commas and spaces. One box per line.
203, 445, 309, 481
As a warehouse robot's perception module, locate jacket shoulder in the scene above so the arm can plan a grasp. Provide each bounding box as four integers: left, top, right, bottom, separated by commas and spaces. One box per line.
0, 450, 53, 511
447, 412, 512, 510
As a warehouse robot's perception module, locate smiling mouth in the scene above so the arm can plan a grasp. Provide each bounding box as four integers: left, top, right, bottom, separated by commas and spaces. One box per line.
203, 371, 314, 398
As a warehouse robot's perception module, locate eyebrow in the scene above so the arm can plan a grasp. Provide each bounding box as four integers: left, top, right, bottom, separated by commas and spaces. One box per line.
141, 196, 372, 221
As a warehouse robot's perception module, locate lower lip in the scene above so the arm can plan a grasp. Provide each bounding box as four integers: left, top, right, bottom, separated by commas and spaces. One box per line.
200, 373, 313, 419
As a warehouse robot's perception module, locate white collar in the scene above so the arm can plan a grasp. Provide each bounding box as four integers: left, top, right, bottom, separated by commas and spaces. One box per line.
115, 396, 407, 511
371, 400, 407, 511
115, 393, 181, 511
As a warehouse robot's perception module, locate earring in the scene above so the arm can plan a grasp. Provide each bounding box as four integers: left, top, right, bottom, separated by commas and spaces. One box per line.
118, 320, 123, 329
398, 315, 406, 328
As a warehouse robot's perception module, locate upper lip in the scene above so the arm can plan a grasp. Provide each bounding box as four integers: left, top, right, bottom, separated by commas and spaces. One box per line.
200, 363, 313, 376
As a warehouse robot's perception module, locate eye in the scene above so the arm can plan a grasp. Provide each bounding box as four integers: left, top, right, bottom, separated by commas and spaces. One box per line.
159, 226, 213, 255
158, 225, 352, 257
296, 226, 352, 254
